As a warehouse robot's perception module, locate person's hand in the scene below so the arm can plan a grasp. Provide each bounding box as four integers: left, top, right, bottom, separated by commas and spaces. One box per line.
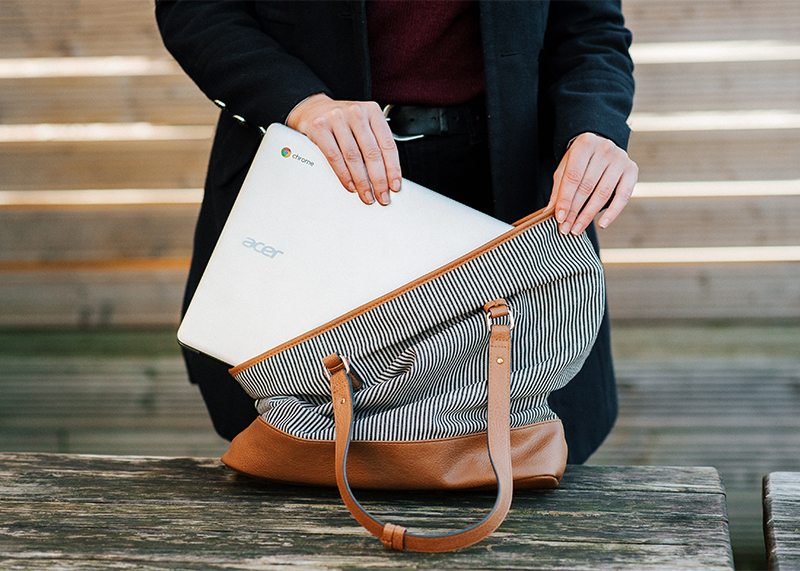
286, 93, 401, 206
548, 132, 638, 235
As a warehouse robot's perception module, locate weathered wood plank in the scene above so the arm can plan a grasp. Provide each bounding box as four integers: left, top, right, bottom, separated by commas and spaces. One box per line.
0, 75, 218, 125
624, 0, 800, 43
764, 472, 800, 571
632, 60, 800, 114
0, 205, 198, 262
0, 139, 212, 190
0, 0, 167, 58
0, 454, 734, 570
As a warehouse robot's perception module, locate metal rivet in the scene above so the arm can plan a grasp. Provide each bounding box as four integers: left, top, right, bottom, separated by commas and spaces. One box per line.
340, 399, 345, 405
496, 358, 504, 365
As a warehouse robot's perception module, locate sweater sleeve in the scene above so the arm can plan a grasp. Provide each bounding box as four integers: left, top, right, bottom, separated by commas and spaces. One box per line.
155, 0, 333, 128
540, 0, 635, 156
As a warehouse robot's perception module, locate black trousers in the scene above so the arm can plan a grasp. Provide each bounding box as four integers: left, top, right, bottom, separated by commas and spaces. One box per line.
185, 121, 617, 465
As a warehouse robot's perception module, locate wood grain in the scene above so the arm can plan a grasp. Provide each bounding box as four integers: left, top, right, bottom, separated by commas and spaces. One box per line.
0, 75, 218, 125
764, 472, 800, 571
0, 453, 734, 570
0, 204, 198, 262
628, 130, 800, 183
605, 262, 800, 320
0, 140, 212, 191
632, 61, 800, 114
624, 0, 800, 43
0, 0, 168, 58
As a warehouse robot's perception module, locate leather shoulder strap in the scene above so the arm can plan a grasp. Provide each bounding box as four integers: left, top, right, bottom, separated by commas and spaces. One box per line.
324, 298, 514, 553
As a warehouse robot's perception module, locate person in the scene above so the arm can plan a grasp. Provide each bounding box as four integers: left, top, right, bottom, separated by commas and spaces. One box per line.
156, 0, 637, 464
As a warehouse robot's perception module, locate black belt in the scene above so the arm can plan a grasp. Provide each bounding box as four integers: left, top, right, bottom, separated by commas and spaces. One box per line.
382, 98, 487, 141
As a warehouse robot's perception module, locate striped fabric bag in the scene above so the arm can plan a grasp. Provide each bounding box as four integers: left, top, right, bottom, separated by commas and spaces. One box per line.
222, 206, 605, 552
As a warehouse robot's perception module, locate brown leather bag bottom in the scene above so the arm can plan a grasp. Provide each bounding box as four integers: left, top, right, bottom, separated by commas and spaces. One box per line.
222, 416, 567, 490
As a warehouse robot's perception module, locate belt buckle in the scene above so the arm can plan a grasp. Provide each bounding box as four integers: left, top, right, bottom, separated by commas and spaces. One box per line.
383, 104, 425, 142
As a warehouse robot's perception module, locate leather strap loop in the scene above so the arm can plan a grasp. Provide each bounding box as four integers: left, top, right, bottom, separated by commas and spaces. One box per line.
324, 298, 514, 553
382, 522, 407, 551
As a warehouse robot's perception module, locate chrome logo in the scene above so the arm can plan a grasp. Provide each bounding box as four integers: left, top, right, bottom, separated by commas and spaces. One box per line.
281, 147, 291, 157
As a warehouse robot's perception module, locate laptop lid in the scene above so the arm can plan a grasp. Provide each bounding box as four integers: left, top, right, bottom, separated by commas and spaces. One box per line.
178, 123, 512, 366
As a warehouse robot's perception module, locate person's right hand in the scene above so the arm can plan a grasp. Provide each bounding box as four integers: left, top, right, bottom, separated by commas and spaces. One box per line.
286, 93, 402, 206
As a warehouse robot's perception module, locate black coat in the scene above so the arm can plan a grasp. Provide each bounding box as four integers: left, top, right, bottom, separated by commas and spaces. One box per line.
156, 0, 635, 463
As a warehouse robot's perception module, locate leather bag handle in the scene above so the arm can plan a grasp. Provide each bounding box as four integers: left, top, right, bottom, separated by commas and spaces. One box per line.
323, 298, 514, 553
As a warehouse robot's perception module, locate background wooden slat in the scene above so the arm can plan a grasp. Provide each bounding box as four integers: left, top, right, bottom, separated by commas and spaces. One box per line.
623, 0, 800, 43
0, 75, 218, 125
605, 263, 800, 320
0, 205, 197, 262
0, 266, 187, 327
597, 196, 800, 249
0, 140, 212, 190
0, 0, 167, 58
632, 61, 800, 114
628, 130, 800, 182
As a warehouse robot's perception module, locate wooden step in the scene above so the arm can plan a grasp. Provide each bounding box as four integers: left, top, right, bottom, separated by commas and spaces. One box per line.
624, 0, 800, 43
2, 194, 797, 264
633, 60, 800, 113
605, 262, 800, 320
2, 258, 799, 327
0, 0, 167, 58
0, 75, 217, 125
628, 129, 800, 182
0, 139, 212, 190
0, 355, 228, 457
597, 195, 800, 249
0, 204, 198, 262
0, 263, 187, 327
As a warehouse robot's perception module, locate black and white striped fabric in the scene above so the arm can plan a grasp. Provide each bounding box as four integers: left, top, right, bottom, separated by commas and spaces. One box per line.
233, 216, 605, 442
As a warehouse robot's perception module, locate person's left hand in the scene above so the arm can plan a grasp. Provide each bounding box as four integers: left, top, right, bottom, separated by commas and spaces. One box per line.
548, 132, 638, 236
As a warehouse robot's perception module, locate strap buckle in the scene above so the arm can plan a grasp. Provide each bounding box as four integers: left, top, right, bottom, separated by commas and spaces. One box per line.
484, 299, 516, 332
323, 353, 351, 382
383, 104, 425, 142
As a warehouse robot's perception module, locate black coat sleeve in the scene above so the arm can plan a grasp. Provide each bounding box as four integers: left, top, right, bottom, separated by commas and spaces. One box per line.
540, 0, 635, 156
155, 0, 333, 128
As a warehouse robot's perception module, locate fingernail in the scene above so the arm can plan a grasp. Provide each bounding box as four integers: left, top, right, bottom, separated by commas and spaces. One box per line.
391, 179, 401, 192
556, 210, 566, 223
365, 191, 375, 204
379, 191, 390, 205
570, 222, 583, 235
599, 217, 610, 229
560, 221, 571, 235
347, 182, 356, 193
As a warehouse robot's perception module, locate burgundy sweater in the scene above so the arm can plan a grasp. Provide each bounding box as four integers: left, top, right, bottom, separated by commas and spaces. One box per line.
366, 0, 485, 106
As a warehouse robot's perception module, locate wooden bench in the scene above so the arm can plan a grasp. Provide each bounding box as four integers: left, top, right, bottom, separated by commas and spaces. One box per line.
764, 472, 800, 570
0, 452, 734, 569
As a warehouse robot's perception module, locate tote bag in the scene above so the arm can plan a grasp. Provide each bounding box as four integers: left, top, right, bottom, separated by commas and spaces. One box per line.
221, 206, 606, 552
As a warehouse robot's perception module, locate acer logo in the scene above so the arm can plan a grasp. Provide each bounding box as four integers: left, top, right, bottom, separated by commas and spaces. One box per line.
242, 237, 284, 259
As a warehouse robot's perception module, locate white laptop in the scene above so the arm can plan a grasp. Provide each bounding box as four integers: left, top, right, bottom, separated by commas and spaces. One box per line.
178, 123, 512, 366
